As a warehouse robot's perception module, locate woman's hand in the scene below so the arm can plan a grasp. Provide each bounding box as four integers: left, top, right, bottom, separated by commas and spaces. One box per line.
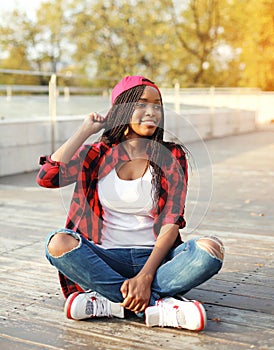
120, 274, 153, 313
50, 112, 106, 163
119, 225, 180, 313
80, 112, 107, 136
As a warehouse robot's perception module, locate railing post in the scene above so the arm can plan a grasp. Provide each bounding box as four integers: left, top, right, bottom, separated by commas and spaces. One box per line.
64, 86, 70, 101
174, 82, 180, 114
49, 74, 57, 153
6, 86, 12, 101
209, 86, 215, 137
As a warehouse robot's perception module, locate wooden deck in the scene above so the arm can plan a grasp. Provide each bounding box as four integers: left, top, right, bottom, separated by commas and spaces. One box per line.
1, 129, 274, 349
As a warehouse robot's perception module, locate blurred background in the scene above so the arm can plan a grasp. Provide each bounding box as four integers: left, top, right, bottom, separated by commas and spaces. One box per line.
0, 0, 273, 176
1, 0, 273, 90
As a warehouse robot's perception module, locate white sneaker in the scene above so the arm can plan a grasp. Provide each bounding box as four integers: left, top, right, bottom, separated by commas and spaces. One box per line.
64, 291, 124, 320
145, 297, 206, 331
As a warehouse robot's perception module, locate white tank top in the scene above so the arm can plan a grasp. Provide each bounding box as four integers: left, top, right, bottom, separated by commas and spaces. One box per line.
98, 166, 156, 249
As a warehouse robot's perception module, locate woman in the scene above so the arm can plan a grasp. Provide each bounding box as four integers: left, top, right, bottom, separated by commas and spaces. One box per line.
37, 75, 224, 331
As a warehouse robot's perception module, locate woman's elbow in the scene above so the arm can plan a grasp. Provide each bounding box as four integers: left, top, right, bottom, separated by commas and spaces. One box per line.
36, 172, 59, 188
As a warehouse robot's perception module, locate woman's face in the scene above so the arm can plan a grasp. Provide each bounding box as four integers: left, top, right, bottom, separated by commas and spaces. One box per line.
127, 86, 162, 138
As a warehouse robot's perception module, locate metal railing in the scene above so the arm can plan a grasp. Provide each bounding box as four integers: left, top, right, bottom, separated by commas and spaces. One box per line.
1, 76, 273, 126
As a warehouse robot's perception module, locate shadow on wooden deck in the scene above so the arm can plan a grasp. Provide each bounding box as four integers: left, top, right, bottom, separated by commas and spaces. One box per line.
1, 129, 274, 349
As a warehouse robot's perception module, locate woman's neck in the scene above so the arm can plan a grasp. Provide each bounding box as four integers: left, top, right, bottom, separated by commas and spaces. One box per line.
122, 137, 148, 160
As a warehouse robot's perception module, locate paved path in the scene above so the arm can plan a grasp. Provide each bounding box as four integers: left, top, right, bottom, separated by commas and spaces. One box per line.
0, 129, 273, 349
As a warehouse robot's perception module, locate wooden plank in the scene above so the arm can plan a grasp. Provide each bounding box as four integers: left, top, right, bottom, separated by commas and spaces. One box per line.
206, 304, 274, 330
0, 334, 62, 350
183, 289, 274, 314
196, 278, 274, 300
2, 304, 273, 350
214, 271, 274, 286
0, 315, 238, 350
0, 308, 268, 350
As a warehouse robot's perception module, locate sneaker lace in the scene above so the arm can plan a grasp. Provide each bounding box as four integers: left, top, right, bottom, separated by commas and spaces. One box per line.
92, 295, 112, 317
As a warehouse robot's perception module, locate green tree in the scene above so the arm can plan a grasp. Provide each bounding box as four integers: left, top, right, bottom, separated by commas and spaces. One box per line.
169, 0, 226, 86
0, 1, 74, 85
0, 46, 40, 85
70, 0, 176, 86
241, 0, 274, 90
35, 0, 73, 73
70, 0, 233, 87
0, 9, 39, 85
221, 0, 274, 90
0, 0, 273, 90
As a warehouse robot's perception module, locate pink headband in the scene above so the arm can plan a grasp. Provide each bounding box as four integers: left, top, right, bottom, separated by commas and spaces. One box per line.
111, 75, 161, 105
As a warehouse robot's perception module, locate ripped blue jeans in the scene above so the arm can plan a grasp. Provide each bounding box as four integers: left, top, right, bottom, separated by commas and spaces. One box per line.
45, 229, 223, 305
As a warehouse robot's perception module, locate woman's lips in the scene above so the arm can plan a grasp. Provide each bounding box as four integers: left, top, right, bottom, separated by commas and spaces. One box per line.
140, 119, 157, 126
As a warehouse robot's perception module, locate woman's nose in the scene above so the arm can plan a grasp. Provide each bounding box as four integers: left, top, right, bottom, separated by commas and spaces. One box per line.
145, 103, 154, 116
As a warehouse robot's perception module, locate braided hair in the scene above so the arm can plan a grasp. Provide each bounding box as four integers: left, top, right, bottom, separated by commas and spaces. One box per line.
100, 82, 165, 209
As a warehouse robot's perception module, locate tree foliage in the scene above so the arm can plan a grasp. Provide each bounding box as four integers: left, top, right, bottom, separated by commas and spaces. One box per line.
0, 0, 273, 90
221, 0, 274, 90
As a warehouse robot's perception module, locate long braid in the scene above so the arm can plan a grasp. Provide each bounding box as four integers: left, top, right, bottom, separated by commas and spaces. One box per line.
148, 128, 165, 211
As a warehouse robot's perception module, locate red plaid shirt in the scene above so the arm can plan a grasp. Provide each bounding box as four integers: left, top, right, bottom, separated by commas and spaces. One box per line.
37, 141, 188, 298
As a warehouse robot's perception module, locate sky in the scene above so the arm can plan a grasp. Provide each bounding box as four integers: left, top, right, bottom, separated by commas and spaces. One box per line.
0, 0, 44, 17
0, 0, 184, 17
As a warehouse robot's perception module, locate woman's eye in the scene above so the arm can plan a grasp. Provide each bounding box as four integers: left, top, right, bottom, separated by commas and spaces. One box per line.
135, 102, 146, 108
153, 104, 161, 110
135, 102, 162, 110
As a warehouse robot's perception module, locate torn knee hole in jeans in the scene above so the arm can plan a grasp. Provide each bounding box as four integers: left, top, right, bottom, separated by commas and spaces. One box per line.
48, 232, 81, 258
196, 236, 224, 260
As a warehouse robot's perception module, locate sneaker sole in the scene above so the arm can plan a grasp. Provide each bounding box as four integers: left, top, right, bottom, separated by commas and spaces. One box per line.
64, 291, 81, 319
192, 300, 206, 331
